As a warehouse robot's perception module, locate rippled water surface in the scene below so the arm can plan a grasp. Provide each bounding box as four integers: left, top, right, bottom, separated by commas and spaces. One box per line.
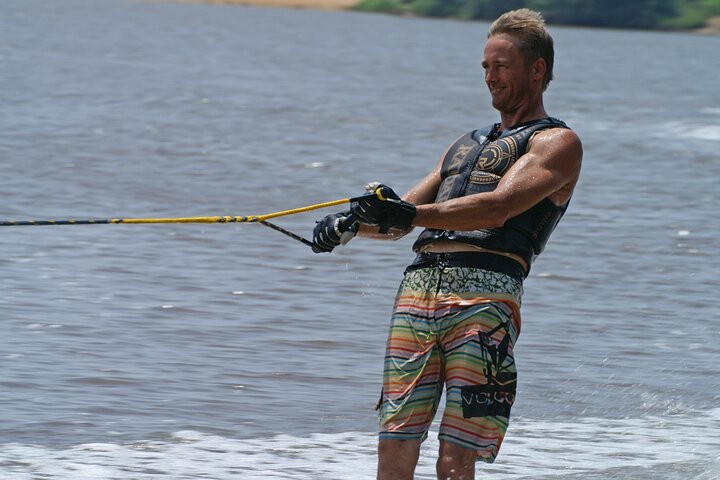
1, 0, 719, 478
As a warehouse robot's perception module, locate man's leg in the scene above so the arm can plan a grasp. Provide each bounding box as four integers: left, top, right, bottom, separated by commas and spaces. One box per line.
378, 268, 443, 479
436, 440, 477, 480
377, 438, 422, 480
435, 294, 520, 467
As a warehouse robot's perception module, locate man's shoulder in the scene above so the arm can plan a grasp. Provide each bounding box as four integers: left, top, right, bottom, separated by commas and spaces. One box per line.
529, 127, 583, 176
532, 125, 582, 149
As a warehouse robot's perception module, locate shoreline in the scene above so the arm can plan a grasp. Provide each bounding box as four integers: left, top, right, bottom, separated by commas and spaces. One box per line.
694, 16, 720, 35
153, 0, 358, 9
152, 1, 720, 35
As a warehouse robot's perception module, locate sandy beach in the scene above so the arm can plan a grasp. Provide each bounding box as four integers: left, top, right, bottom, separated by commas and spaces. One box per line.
695, 16, 720, 34
156, 0, 358, 10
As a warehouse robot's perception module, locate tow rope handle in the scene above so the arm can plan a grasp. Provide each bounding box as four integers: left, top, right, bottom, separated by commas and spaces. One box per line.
338, 184, 391, 245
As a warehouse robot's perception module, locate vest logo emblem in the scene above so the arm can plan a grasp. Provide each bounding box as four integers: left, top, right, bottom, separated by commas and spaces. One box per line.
470, 137, 518, 184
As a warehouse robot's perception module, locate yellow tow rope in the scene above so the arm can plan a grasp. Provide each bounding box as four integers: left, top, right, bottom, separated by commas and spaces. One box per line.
0, 196, 361, 227
0, 188, 386, 249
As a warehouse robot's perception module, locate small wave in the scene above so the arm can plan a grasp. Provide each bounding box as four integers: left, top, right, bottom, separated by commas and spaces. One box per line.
686, 125, 720, 141
1, 409, 718, 479
655, 121, 720, 142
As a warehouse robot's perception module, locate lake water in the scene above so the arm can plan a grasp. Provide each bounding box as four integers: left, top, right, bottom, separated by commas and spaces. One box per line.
1, 0, 719, 478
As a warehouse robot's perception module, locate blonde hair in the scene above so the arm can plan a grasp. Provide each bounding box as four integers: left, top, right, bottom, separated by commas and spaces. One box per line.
488, 9, 554, 90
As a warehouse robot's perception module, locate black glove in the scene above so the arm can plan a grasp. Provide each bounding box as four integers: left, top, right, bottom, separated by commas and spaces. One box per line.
312, 211, 356, 253
351, 183, 416, 234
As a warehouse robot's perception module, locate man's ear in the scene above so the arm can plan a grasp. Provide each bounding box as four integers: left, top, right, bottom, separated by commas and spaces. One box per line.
532, 58, 547, 83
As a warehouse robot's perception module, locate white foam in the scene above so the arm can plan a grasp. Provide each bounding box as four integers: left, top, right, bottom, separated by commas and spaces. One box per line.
687, 126, 720, 141
655, 121, 720, 142
1, 409, 719, 479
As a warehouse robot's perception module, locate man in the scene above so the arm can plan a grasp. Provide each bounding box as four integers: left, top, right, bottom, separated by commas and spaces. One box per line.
313, 9, 582, 480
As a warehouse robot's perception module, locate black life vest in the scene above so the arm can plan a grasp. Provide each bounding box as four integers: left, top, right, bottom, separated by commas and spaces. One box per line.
412, 117, 571, 272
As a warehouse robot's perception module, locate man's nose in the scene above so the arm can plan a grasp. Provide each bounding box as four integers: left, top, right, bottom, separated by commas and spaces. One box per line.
484, 67, 496, 82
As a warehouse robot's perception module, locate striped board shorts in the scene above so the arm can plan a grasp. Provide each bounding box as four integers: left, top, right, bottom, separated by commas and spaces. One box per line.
378, 260, 523, 463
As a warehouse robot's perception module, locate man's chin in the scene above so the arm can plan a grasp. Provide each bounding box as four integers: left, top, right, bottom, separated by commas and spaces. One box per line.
491, 97, 505, 110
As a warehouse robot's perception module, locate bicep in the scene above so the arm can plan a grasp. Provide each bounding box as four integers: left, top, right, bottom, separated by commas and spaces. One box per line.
494, 129, 582, 217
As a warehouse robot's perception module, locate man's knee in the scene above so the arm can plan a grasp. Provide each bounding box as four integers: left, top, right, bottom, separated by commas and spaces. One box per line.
377, 438, 421, 480
436, 441, 477, 480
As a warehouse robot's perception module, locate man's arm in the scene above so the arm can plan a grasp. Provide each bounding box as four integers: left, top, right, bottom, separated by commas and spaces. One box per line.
413, 127, 582, 230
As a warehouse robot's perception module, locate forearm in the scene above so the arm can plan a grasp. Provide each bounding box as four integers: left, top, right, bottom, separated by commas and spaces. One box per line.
356, 223, 413, 240
413, 194, 509, 231
354, 193, 509, 237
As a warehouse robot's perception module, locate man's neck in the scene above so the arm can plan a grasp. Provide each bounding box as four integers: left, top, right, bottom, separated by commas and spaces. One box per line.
499, 102, 547, 130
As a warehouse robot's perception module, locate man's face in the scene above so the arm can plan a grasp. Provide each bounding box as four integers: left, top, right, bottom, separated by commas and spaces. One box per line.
481, 35, 533, 113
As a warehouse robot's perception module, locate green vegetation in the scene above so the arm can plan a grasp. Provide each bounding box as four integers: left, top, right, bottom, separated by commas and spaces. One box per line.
353, 0, 404, 14
352, 0, 720, 31
667, 0, 720, 28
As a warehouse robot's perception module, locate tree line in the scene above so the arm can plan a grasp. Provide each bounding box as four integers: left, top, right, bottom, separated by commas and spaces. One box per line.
353, 0, 720, 30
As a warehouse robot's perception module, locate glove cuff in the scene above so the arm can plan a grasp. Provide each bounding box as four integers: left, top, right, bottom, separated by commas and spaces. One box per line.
396, 201, 417, 229
378, 200, 416, 233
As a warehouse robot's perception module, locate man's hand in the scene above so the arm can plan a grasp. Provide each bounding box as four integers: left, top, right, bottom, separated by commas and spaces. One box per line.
312, 211, 356, 253
351, 183, 416, 234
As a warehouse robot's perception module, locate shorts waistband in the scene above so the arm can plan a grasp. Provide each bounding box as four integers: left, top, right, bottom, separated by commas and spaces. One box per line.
406, 252, 526, 280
